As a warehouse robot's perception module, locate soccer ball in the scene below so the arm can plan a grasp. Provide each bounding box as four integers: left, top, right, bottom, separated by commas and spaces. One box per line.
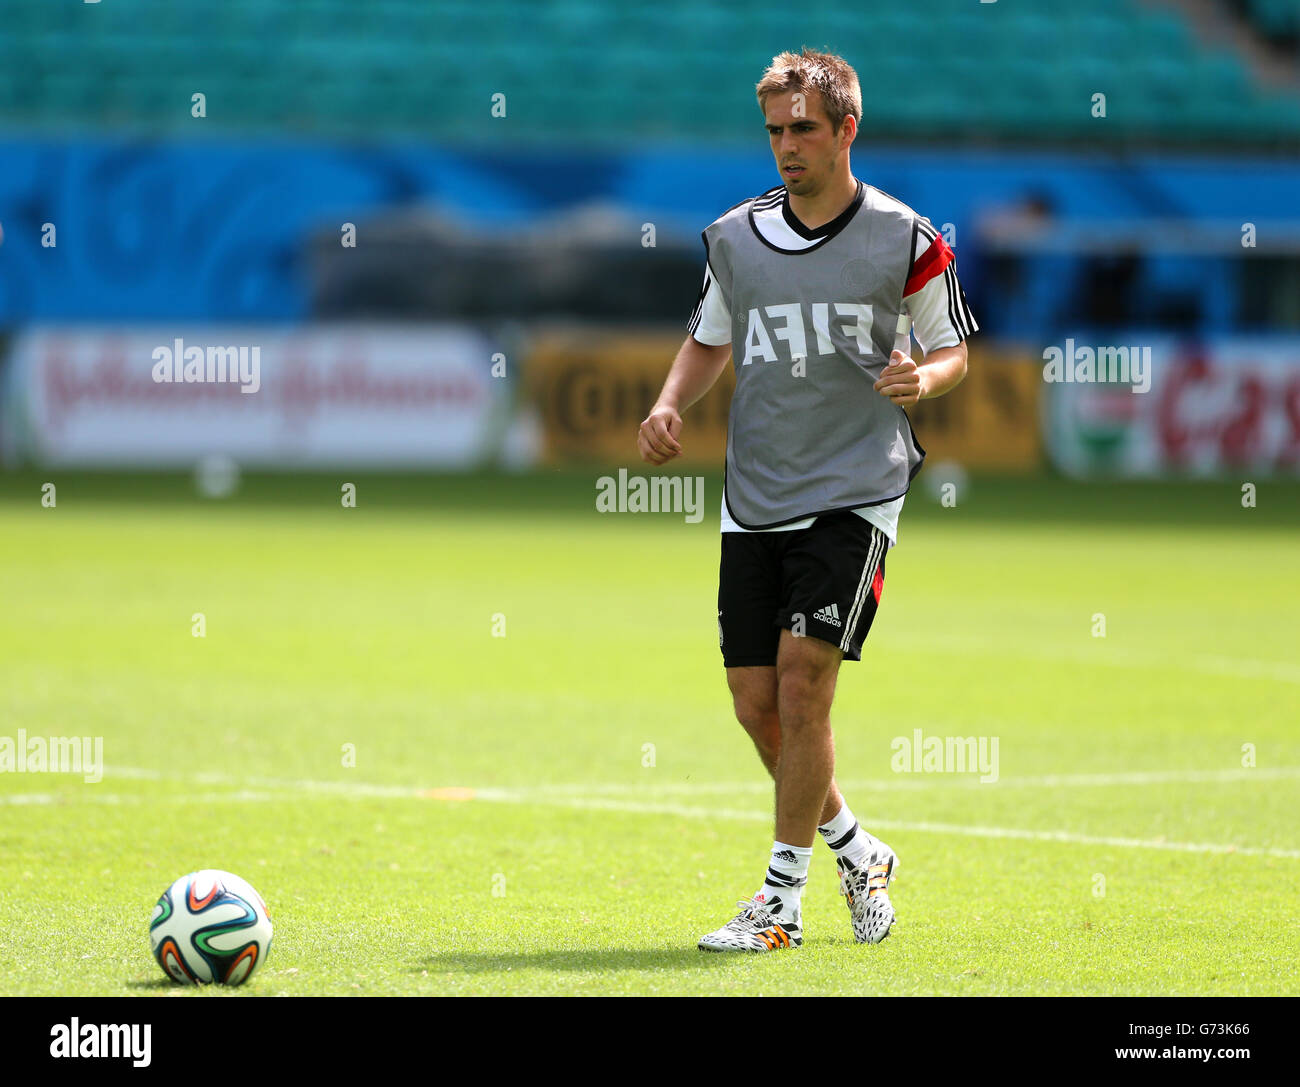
149, 870, 272, 985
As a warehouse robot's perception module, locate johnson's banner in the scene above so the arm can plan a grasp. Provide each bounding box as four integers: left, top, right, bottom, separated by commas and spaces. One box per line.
1043, 336, 1300, 477
2, 325, 518, 468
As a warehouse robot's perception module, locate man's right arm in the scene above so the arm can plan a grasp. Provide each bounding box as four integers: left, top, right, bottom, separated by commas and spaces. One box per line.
637, 335, 732, 465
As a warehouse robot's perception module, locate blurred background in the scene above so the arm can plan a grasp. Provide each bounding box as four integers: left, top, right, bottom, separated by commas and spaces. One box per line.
1, 0, 1298, 491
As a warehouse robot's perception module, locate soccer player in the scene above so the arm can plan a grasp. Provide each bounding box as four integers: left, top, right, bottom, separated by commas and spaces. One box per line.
637, 49, 976, 952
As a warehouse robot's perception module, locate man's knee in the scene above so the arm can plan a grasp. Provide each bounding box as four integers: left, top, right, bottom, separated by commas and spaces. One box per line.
776, 632, 842, 724
731, 690, 780, 740
726, 668, 779, 743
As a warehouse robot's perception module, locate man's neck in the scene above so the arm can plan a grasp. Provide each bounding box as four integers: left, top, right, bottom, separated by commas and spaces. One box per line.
787, 171, 859, 232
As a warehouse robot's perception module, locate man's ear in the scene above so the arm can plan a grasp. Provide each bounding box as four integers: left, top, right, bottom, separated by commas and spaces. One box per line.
840, 114, 858, 148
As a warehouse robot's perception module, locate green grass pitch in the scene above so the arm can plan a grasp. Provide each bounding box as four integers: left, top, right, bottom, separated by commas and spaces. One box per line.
1, 470, 1297, 996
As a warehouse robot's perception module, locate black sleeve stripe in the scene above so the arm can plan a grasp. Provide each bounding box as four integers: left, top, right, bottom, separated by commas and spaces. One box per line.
906, 217, 920, 293
687, 230, 716, 334
947, 264, 972, 339
914, 218, 976, 337
716, 186, 780, 221
947, 263, 974, 341
944, 264, 976, 340
909, 218, 978, 346
958, 269, 976, 332
688, 271, 711, 334
932, 270, 971, 348
948, 263, 976, 334
947, 265, 965, 338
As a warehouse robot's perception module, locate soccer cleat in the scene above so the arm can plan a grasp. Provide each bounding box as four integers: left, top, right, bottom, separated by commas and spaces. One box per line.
837, 841, 898, 944
697, 896, 803, 952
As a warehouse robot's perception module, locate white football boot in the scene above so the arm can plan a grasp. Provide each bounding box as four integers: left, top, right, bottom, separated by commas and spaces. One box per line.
836, 838, 898, 944
697, 896, 803, 952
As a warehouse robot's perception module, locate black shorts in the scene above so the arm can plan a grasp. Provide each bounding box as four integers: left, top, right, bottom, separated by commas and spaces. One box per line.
718, 512, 888, 667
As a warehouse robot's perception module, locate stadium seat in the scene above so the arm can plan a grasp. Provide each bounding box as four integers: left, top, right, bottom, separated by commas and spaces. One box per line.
0, 0, 1295, 147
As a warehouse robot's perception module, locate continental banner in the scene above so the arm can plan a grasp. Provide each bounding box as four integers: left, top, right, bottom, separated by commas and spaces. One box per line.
906, 346, 1041, 470
524, 328, 735, 465
523, 328, 1041, 471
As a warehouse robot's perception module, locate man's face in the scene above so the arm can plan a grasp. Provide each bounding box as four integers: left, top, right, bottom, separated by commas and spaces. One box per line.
764, 89, 854, 197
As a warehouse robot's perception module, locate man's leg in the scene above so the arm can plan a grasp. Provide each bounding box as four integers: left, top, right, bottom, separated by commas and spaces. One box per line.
727, 655, 886, 875
773, 629, 843, 847
703, 518, 899, 950
759, 627, 897, 945
703, 524, 885, 951
699, 656, 832, 951
717, 629, 844, 933
726, 662, 845, 826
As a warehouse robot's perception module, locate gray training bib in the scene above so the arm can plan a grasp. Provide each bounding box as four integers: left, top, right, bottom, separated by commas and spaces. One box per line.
703, 182, 926, 528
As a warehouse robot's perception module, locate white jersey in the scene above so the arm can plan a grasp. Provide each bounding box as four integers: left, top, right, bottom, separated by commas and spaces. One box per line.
688, 185, 976, 546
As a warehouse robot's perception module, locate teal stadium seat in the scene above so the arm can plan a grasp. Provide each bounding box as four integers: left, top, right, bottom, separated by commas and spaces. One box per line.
0, 0, 1296, 147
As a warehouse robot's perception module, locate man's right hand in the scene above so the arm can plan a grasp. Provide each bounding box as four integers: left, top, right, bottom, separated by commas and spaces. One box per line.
637, 405, 684, 465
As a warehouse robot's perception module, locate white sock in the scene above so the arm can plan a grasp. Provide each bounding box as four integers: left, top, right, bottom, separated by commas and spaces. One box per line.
817, 802, 875, 869
754, 841, 812, 918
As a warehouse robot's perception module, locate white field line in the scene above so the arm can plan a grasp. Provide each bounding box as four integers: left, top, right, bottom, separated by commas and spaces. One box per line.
98, 765, 1300, 794
464, 793, 1300, 860
510, 767, 1300, 795
0, 790, 290, 806
881, 633, 1300, 686
1190, 654, 1300, 685
3, 765, 1297, 860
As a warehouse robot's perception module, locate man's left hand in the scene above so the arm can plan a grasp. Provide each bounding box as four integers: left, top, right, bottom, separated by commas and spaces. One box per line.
874, 350, 928, 407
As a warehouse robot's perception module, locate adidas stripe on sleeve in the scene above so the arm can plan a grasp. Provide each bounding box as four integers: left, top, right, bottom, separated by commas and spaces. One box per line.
901, 221, 977, 354
688, 264, 732, 347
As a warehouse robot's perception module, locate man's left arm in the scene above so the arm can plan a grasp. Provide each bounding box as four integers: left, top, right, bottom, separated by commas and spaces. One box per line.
873, 342, 967, 407
878, 218, 978, 408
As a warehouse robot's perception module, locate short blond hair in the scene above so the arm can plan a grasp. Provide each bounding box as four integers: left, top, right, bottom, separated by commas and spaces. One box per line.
755, 48, 862, 133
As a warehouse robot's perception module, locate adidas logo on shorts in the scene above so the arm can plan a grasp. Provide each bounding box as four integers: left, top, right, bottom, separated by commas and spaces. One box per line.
812, 603, 842, 628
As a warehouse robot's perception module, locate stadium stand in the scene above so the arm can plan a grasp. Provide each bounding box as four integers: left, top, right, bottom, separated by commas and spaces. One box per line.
2, 0, 1299, 146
